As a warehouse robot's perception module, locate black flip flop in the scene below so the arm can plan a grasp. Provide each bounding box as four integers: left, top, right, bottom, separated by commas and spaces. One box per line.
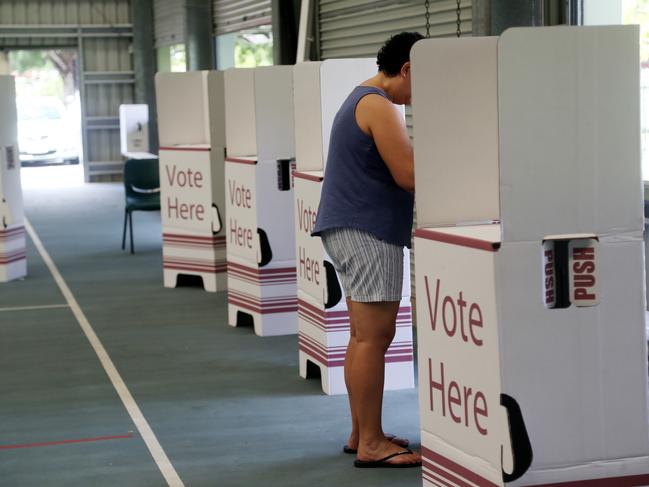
343, 435, 409, 454
354, 449, 421, 469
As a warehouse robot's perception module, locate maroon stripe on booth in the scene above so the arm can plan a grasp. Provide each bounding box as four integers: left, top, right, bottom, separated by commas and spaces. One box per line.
415, 228, 500, 252
228, 290, 297, 315
0, 226, 25, 239
529, 474, 649, 487
159, 146, 210, 152
422, 446, 499, 487
0, 254, 26, 265
225, 157, 257, 165
293, 171, 323, 182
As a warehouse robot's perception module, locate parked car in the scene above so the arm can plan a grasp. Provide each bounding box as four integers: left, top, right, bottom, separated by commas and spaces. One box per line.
17, 96, 79, 165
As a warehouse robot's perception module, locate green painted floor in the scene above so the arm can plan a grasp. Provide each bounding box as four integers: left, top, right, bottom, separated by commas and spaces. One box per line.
0, 180, 422, 486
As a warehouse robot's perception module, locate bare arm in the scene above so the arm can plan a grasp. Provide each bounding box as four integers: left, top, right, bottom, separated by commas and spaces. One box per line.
355, 94, 414, 192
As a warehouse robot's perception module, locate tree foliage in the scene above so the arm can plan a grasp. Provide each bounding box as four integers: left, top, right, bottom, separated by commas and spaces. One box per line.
9, 49, 77, 101
624, 0, 649, 62
9, 50, 52, 72
170, 44, 186, 72
235, 33, 273, 68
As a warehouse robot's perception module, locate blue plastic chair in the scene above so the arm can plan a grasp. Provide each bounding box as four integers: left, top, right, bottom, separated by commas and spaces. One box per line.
122, 158, 160, 254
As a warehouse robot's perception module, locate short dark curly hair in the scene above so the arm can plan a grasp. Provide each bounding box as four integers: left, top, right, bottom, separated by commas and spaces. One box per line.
376, 32, 424, 77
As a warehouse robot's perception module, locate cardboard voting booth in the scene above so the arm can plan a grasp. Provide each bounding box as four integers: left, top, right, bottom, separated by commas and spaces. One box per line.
155, 71, 227, 292
293, 60, 415, 395
224, 66, 298, 336
0, 76, 25, 283
411, 26, 649, 486
119, 104, 155, 159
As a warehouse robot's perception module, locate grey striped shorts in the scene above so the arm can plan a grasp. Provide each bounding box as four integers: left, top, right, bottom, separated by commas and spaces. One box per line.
321, 227, 404, 303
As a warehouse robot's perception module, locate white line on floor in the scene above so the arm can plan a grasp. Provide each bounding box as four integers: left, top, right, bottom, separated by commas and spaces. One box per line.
24, 219, 184, 487
0, 304, 70, 312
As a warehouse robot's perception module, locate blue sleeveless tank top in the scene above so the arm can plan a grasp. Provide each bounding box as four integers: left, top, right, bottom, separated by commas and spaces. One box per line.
312, 86, 414, 248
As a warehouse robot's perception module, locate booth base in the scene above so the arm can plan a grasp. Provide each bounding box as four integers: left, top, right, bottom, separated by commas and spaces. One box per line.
163, 268, 226, 292
0, 225, 26, 282
0, 258, 26, 282
298, 350, 347, 395
297, 298, 415, 395
162, 233, 227, 292
227, 298, 298, 336
298, 350, 415, 396
226, 259, 298, 336
420, 429, 649, 487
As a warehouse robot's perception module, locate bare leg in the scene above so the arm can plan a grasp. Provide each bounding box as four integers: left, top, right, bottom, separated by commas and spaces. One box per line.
350, 301, 420, 464
345, 298, 359, 448
345, 300, 409, 451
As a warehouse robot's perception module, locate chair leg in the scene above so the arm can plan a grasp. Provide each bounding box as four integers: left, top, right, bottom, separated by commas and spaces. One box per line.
129, 211, 134, 254
122, 209, 128, 250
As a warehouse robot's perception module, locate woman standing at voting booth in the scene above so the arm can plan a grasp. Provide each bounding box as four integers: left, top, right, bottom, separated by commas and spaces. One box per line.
312, 32, 422, 468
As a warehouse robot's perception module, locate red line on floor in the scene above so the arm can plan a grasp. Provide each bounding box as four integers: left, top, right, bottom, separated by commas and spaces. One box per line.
0, 432, 134, 450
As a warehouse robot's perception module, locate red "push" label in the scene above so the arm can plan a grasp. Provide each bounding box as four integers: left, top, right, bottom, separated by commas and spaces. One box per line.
542, 240, 556, 308
569, 239, 598, 307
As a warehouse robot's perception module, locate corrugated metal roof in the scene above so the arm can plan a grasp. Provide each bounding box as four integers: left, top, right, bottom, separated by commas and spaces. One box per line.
213, 0, 271, 35
319, 0, 472, 59
0, 0, 131, 25
154, 0, 185, 48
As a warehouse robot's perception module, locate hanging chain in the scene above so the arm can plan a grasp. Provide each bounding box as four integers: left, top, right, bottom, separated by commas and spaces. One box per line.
456, 0, 462, 37
424, 0, 431, 38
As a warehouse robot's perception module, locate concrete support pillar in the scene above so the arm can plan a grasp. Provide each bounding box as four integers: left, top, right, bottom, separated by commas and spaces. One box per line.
185, 0, 214, 70
131, 0, 158, 152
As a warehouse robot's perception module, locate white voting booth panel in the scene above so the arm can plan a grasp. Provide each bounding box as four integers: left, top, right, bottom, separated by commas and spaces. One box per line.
159, 146, 226, 292
119, 104, 153, 158
0, 76, 25, 282
293, 59, 376, 171
155, 71, 227, 292
224, 66, 295, 160
0, 143, 24, 282
293, 173, 414, 394
411, 27, 649, 486
225, 157, 297, 336
292, 59, 414, 394
156, 71, 225, 148
223, 66, 297, 336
